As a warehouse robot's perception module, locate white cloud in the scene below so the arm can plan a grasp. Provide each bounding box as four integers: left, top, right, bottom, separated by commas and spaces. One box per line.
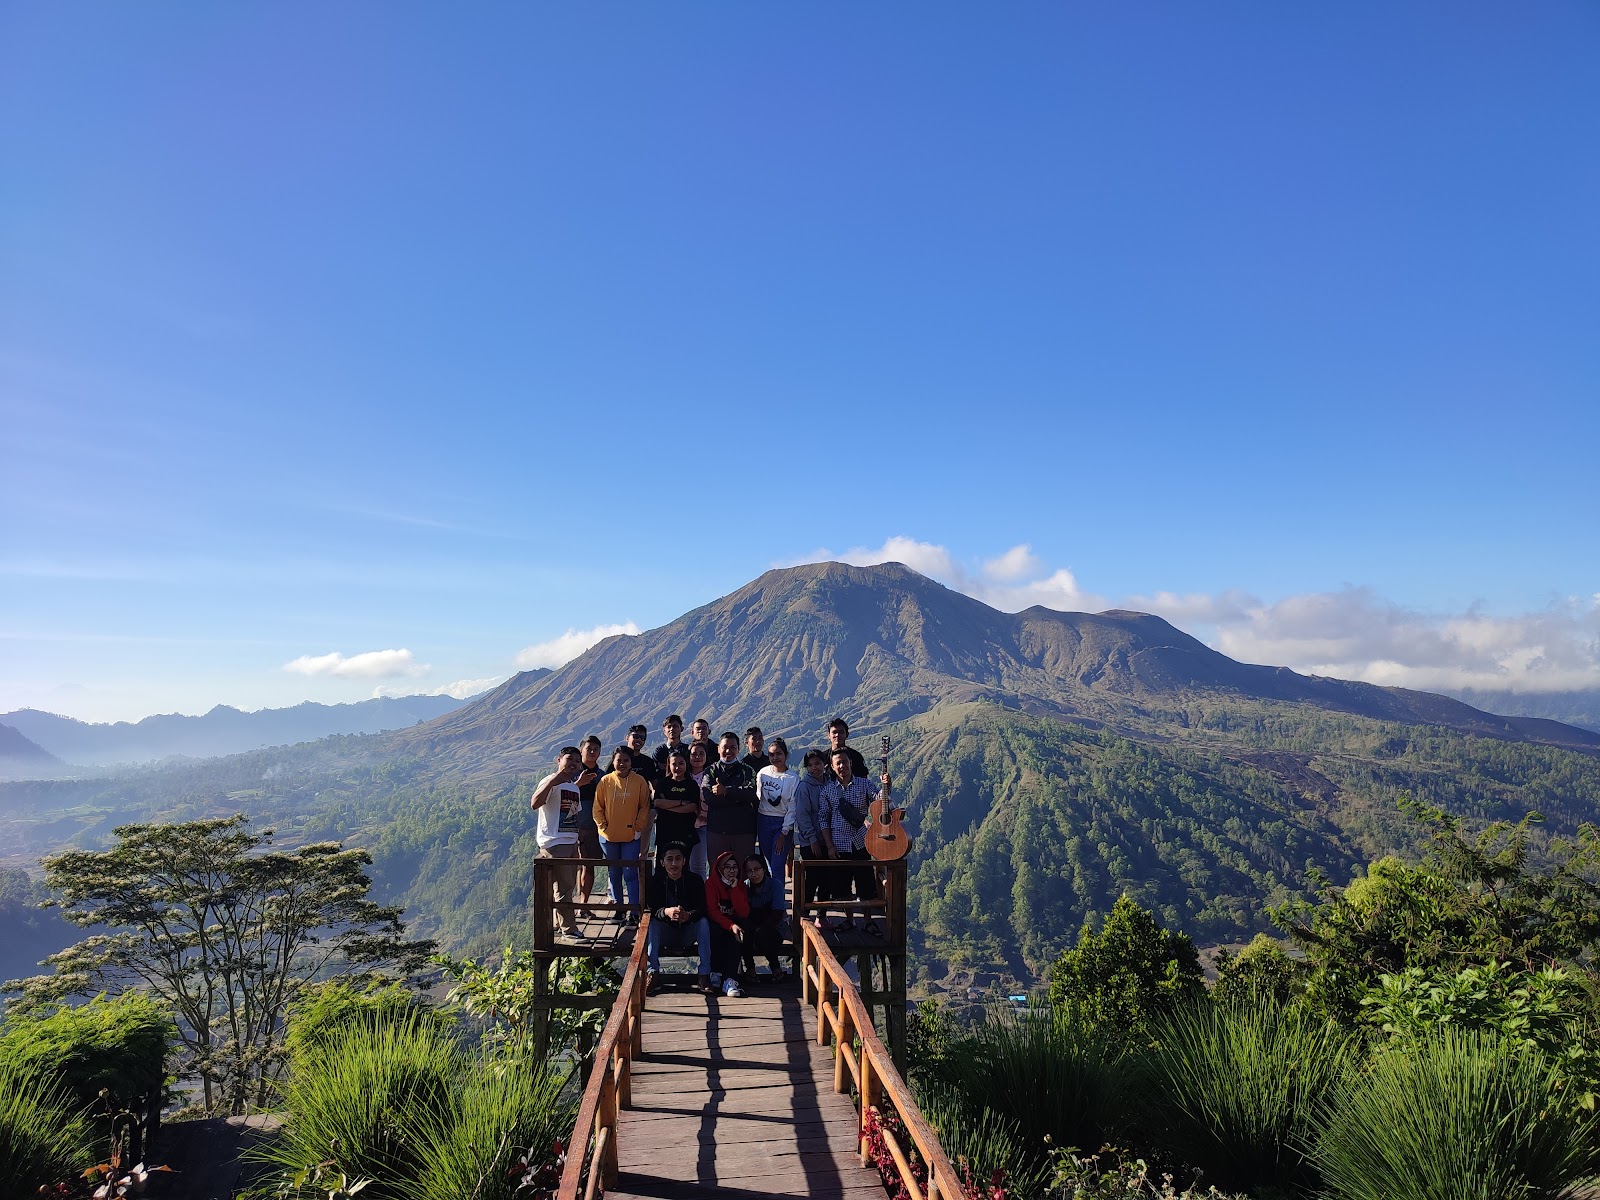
283, 648, 427, 679
514, 622, 640, 670
781, 535, 1600, 694
372, 676, 503, 700
789, 536, 1104, 613
983, 544, 1042, 582
837, 536, 958, 580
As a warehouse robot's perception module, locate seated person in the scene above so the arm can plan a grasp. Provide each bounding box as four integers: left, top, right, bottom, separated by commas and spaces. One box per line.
645, 843, 713, 995
704, 850, 750, 999
739, 853, 788, 984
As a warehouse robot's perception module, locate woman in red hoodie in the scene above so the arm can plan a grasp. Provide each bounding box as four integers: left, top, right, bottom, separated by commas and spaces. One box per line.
704, 850, 750, 998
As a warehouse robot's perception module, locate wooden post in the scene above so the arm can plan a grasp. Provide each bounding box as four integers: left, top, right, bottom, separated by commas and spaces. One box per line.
834, 996, 853, 1094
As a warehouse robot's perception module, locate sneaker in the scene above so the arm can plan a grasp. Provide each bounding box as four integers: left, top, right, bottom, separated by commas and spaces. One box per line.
709, 973, 722, 989
645, 972, 663, 997
723, 978, 744, 998
693, 975, 717, 995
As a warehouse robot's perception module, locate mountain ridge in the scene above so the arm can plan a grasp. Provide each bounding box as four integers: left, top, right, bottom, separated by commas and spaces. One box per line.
393, 561, 1598, 773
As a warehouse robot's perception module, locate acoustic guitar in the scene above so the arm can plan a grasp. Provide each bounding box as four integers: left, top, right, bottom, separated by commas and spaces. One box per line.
865, 735, 912, 861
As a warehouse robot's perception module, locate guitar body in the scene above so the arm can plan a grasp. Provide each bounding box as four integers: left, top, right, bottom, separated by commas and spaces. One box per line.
864, 734, 912, 861
865, 797, 912, 861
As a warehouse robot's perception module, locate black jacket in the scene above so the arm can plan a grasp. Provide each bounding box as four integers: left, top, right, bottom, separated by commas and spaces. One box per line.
647, 865, 706, 922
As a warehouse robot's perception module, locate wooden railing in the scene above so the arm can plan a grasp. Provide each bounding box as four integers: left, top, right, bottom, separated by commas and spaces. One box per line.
555, 910, 651, 1200
799, 919, 963, 1200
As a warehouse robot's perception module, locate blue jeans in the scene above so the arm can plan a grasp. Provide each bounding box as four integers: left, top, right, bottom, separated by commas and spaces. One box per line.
648, 915, 710, 974
756, 814, 788, 873
601, 837, 641, 908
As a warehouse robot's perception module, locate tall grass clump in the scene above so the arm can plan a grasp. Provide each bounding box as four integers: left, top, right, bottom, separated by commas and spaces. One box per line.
918, 1008, 1126, 1192
1141, 999, 1355, 1195
409, 1050, 574, 1200
0, 1059, 95, 1196
258, 1012, 462, 1196
1314, 1029, 1599, 1200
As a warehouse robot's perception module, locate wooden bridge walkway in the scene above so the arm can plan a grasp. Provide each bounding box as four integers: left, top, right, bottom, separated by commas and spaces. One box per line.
603, 989, 884, 1199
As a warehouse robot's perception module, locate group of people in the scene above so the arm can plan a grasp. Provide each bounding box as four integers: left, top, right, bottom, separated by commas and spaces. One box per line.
529, 714, 889, 998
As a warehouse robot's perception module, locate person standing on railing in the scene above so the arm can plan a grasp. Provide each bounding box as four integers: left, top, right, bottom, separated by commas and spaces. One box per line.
594, 745, 652, 924
645, 843, 714, 996
529, 746, 585, 940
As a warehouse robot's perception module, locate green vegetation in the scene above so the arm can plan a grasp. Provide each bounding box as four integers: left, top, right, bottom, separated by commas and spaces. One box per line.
0, 1059, 94, 1197
0, 991, 173, 1157
6, 816, 434, 1115
1313, 1032, 1597, 1200
257, 1013, 572, 1200
907, 804, 1600, 1199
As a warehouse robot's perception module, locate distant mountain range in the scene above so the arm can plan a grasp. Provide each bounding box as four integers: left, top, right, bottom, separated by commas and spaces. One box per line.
0, 691, 499, 770
1439, 687, 1600, 735
4, 563, 1597, 991
0, 724, 65, 782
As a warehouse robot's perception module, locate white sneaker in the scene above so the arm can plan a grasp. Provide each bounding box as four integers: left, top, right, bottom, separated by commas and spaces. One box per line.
723, 978, 744, 998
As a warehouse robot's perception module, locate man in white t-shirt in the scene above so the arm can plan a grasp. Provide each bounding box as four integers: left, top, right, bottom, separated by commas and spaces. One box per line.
531, 745, 585, 938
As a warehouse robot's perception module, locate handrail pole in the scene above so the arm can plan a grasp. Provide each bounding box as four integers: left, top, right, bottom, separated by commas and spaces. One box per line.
798, 921, 963, 1200
555, 911, 652, 1200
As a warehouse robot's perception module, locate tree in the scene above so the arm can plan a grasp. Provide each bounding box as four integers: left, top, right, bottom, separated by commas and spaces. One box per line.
5, 816, 434, 1114
1270, 802, 1600, 1020
1046, 895, 1203, 1043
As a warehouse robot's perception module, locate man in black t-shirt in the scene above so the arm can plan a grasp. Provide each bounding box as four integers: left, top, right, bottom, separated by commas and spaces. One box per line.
741, 726, 770, 771
825, 717, 868, 783
575, 735, 604, 914
614, 724, 657, 787
653, 714, 688, 776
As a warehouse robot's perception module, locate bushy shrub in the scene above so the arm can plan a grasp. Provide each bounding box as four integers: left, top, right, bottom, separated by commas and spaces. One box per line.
409, 1050, 572, 1200
0, 991, 174, 1113
284, 979, 448, 1065
1314, 1029, 1599, 1200
1141, 999, 1355, 1195
0, 1058, 94, 1196
260, 1013, 463, 1195
260, 1013, 575, 1200
918, 1008, 1127, 1194
1359, 960, 1600, 1109
1211, 935, 1303, 1008
1048, 898, 1204, 1046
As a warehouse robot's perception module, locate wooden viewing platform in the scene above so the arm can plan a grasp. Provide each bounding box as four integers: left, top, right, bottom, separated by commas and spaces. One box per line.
537, 856, 963, 1200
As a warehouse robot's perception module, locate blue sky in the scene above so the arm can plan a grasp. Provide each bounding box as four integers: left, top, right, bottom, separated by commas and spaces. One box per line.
3, 5, 1597, 722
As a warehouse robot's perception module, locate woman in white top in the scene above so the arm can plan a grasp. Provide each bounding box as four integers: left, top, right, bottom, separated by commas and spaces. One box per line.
755, 737, 799, 879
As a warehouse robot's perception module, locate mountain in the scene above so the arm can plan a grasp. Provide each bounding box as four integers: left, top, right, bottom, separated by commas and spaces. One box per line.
0, 691, 503, 769
5, 564, 1598, 990
395, 562, 1598, 774
1441, 687, 1600, 735
0, 724, 68, 782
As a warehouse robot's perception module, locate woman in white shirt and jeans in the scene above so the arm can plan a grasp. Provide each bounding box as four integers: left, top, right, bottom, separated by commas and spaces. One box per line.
755, 737, 799, 879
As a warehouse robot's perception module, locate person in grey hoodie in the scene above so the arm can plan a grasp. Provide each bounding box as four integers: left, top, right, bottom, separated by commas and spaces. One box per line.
792, 748, 833, 918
